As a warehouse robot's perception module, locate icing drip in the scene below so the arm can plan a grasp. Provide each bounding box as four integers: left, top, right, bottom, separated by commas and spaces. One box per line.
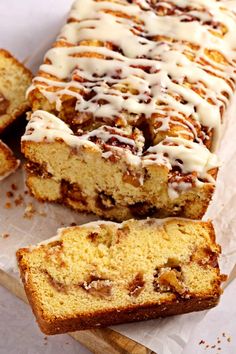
22, 110, 219, 198
28, 0, 236, 151
143, 136, 219, 181
143, 136, 219, 198
22, 110, 143, 164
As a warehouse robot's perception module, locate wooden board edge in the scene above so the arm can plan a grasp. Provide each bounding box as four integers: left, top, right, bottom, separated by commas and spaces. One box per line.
0, 268, 156, 354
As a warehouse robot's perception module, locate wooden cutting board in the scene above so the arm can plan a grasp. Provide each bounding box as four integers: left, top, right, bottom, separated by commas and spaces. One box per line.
0, 268, 156, 354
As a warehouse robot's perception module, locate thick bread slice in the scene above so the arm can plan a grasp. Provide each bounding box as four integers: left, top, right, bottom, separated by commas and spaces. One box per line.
17, 218, 225, 335
0, 140, 19, 180
0, 49, 32, 132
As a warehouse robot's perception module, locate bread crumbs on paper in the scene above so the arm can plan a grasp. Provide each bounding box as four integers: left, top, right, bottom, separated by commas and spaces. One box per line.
198, 332, 232, 351
24, 203, 36, 219
39, 211, 46, 217
6, 191, 14, 198
1, 233, 10, 239
5, 202, 11, 209
14, 194, 23, 206
11, 183, 18, 191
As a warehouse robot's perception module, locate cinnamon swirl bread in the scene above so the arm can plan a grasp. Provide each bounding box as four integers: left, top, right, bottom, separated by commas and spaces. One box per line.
22, 0, 236, 220
17, 218, 225, 334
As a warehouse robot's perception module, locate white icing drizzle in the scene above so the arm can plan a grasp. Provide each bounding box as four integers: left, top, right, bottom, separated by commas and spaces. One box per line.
143, 135, 219, 198
28, 0, 236, 151
22, 110, 143, 164
22, 110, 219, 199
143, 136, 219, 179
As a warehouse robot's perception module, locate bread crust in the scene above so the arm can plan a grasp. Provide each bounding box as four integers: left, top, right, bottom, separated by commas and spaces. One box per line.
0, 48, 32, 133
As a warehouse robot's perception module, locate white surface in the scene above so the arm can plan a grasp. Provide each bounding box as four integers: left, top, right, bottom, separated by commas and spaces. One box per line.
0, 1, 236, 354
0, 285, 91, 354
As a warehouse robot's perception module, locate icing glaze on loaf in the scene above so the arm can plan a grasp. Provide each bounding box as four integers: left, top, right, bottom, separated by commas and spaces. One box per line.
28, 0, 236, 150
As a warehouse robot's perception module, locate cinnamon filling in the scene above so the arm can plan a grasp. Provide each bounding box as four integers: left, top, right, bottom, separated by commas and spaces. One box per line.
61, 180, 87, 205
26, 161, 53, 178
129, 202, 157, 218
128, 272, 145, 297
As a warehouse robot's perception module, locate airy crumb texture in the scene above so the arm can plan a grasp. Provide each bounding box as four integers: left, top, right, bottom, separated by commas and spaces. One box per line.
17, 218, 224, 335
0, 140, 19, 179
0, 49, 32, 132
22, 139, 214, 221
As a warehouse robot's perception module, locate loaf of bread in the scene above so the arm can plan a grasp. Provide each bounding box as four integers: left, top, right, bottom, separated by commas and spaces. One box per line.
17, 218, 225, 335
0, 49, 32, 132
0, 140, 19, 180
22, 0, 236, 220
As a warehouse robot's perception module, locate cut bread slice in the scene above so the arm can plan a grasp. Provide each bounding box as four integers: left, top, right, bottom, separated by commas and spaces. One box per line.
0, 49, 32, 132
0, 140, 19, 180
17, 218, 225, 335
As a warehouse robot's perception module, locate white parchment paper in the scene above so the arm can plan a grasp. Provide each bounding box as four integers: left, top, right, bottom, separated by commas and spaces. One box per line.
1, 1, 236, 353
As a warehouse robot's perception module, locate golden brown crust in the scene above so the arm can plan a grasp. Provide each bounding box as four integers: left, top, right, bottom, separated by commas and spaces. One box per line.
0, 48, 32, 133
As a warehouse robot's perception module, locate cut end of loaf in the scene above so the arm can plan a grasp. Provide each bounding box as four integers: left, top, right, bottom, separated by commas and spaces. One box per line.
17, 218, 225, 335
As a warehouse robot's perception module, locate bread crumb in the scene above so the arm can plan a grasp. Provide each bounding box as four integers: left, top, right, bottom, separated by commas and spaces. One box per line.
39, 211, 46, 217
14, 194, 23, 206
1, 233, 9, 239
227, 337, 231, 342
6, 191, 14, 198
24, 203, 36, 219
5, 202, 11, 209
11, 183, 18, 191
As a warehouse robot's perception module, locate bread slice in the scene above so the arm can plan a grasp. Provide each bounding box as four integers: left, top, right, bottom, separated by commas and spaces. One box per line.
0, 49, 32, 132
17, 218, 225, 335
0, 140, 19, 180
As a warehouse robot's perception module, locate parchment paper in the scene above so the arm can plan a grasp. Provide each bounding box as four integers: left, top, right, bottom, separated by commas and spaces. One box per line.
1, 1, 236, 353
